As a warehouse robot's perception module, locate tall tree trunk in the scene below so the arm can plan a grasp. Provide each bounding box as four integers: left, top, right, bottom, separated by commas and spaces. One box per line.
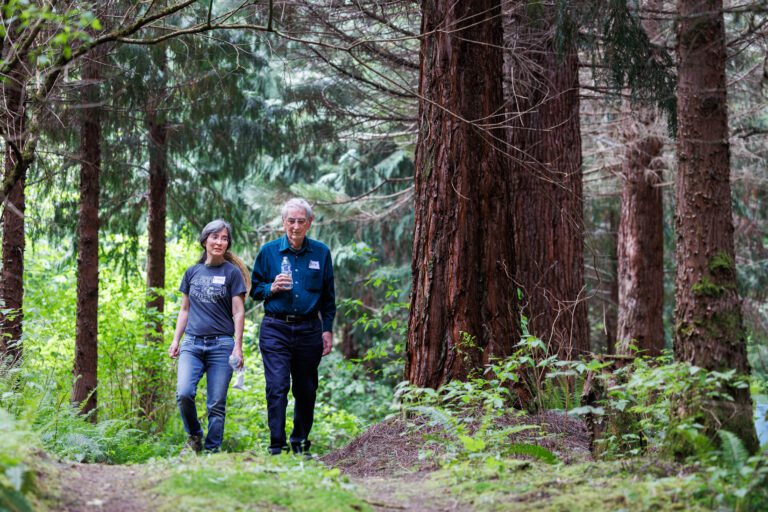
406, 0, 518, 387
675, 0, 759, 451
616, 0, 665, 357
140, 104, 168, 419
605, 207, 619, 354
72, 54, 102, 419
503, 3, 589, 359
0, 68, 27, 364
617, 114, 664, 356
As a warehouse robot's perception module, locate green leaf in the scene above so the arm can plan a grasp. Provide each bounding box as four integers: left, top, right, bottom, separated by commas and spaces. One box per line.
459, 435, 486, 453
506, 443, 559, 464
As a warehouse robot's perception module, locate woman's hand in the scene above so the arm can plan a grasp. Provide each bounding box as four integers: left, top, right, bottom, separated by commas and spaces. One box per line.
168, 340, 180, 358
231, 344, 244, 369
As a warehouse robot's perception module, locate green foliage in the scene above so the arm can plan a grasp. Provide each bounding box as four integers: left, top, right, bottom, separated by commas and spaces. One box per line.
696, 431, 768, 510
578, 0, 677, 133
692, 276, 728, 297
33, 403, 178, 463
588, 353, 753, 459
21, 236, 196, 427
1, 1, 99, 67
0, 410, 36, 512
440, 457, 711, 511
396, 364, 559, 466
317, 353, 395, 424
484, 319, 602, 413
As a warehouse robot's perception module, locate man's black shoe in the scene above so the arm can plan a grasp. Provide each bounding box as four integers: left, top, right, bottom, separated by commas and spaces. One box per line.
291, 440, 312, 459
269, 445, 289, 456
182, 434, 203, 455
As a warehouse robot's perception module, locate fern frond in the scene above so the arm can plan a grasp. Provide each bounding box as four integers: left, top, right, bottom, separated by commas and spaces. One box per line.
404, 405, 457, 437
506, 443, 560, 464
717, 430, 749, 469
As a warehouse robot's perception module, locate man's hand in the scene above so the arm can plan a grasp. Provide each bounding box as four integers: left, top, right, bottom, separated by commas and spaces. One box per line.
168, 340, 180, 358
231, 344, 244, 369
322, 331, 333, 356
270, 273, 293, 294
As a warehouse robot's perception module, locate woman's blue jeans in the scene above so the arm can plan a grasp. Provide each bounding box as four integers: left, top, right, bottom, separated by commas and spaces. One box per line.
176, 334, 234, 451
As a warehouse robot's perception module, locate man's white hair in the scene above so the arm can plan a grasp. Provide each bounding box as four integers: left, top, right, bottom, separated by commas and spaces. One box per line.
281, 198, 314, 220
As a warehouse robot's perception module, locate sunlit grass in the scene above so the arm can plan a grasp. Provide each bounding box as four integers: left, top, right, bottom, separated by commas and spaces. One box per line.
153, 453, 370, 512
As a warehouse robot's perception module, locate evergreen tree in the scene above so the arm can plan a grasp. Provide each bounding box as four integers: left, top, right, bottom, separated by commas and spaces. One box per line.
674, 0, 759, 452
406, 0, 518, 387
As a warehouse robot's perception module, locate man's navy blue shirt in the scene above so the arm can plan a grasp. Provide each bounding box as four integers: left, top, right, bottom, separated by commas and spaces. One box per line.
250, 235, 336, 332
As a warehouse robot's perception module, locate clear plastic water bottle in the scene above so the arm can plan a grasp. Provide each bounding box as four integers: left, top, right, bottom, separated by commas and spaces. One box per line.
229, 354, 245, 390
281, 256, 293, 290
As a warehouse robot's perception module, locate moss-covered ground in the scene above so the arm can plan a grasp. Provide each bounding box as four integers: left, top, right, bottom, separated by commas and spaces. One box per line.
31, 450, 740, 512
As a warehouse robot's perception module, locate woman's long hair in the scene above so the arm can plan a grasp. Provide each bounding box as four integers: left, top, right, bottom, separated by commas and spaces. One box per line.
198, 219, 251, 295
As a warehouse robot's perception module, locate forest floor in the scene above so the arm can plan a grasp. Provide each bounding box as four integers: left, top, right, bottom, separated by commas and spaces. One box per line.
54, 461, 159, 512
43, 412, 705, 511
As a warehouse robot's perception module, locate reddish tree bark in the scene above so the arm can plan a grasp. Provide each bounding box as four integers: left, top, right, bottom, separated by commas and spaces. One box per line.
616, 0, 665, 357
140, 102, 168, 418
0, 68, 27, 364
503, 3, 589, 359
72, 54, 102, 419
617, 116, 664, 356
406, 0, 518, 387
674, 0, 758, 451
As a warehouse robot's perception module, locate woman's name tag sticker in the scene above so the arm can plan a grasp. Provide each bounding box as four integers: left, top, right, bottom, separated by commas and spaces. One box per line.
212, 276, 226, 284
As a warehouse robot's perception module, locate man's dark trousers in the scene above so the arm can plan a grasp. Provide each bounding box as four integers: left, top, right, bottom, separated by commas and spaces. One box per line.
259, 315, 323, 454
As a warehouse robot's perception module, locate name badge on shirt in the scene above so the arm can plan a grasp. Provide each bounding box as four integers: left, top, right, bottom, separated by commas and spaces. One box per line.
212, 276, 226, 284
309, 260, 320, 270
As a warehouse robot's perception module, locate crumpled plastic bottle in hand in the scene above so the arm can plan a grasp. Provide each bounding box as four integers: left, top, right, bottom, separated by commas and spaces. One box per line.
228, 355, 246, 391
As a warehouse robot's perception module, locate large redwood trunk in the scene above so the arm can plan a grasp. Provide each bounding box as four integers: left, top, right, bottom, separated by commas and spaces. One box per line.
406, 0, 518, 387
0, 68, 27, 364
616, 0, 665, 357
72, 54, 102, 419
616, 113, 664, 356
674, 0, 758, 451
503, 3, 589, 359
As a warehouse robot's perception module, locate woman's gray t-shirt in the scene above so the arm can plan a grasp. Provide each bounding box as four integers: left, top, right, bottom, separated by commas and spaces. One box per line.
179, 261, 246, 337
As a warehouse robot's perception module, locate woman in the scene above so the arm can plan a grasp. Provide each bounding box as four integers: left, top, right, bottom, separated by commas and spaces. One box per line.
168, 219, 246, 453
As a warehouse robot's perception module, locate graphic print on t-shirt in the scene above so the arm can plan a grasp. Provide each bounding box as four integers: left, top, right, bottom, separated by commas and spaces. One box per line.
189, 275, 226, 304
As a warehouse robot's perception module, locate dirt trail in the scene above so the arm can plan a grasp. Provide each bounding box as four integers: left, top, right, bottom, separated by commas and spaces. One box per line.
55, 462, 159, 512
49, 413, 591, 511
355, 474, 462, 512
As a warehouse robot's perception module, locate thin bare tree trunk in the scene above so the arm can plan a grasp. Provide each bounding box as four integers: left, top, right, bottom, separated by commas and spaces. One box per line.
406, 0, 518, 387
503, 2, 589, 359
606, 207, 619, 354
674, 0, 759, 452
72, 53, 102, 419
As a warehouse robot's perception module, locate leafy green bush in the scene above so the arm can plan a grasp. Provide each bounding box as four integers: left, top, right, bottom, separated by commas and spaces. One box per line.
590, 353, 751, 459
396, 367, 558, 466
0, 410, 37, 512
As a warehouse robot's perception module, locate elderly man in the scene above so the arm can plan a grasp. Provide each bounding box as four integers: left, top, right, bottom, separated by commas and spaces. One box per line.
250, 198, 335, 456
